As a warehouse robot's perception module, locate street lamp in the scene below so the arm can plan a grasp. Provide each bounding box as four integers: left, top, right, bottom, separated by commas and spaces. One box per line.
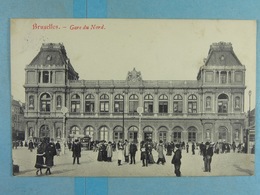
122, 92, 125, 141
246, 90, 252, 153
61, 106, 68, 154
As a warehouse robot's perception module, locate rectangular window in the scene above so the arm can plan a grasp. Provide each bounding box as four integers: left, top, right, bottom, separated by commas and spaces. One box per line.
188, 132, 196, 142
41, 101, 50, 112
71, 101, 80, 112
114, 101, 124, 112
188, 102, 197, 113
129, 101, 138, 113
173, 102, 183, 113
159, 102, 168, 113
173, 132, 181, 142
100, 102, 109, 112
159, 132, 167, 143
144, 102, 153, 113
38, 72, 41, 83
85, 101, 94, 113
43, 71, 49, 83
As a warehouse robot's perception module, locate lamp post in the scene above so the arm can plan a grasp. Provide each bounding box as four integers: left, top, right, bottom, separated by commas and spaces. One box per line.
246, 90, 252, 153
122, 92, 125, 141
61, 106, 68, 154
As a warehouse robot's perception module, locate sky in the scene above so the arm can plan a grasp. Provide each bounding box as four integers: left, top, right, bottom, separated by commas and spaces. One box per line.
11, 19, 256, 110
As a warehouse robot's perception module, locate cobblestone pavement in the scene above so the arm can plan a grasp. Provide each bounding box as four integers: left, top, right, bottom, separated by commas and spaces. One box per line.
12, 147, 254, 177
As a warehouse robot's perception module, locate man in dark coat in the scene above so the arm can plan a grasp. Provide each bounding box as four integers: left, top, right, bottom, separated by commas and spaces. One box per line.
45, 138, 57, 175
129, 141, 137, 164
192, 142, 195, 155
72, 139, 82, 164
55, 141, 61, 156
28, 140, 34, 152
171, 144, 182, 177
203, 142, 214, 172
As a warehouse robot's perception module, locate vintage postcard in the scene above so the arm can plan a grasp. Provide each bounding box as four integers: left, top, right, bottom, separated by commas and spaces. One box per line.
11, 19, 256, 177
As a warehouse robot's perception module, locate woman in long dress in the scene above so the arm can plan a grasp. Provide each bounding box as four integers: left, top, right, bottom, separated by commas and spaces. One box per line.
35, 141, 46, 175
117, 141, 124, 166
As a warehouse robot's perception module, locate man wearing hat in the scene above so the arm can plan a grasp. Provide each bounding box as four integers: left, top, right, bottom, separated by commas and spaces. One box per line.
202, 142, 214, 172
72, 139, 81, 165
171, 144, 182, 177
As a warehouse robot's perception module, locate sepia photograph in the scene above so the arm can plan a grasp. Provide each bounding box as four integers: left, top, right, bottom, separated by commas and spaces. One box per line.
11, 19, 256, 177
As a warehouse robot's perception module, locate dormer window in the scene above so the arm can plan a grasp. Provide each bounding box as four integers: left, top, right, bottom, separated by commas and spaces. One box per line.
220, 55, 225, 61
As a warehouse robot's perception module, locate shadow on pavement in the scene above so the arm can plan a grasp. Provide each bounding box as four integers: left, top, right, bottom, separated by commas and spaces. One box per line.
233, 165, 254, 175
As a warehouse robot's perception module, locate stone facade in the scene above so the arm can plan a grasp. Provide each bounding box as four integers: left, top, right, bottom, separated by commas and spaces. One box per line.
24, 42, 246, 144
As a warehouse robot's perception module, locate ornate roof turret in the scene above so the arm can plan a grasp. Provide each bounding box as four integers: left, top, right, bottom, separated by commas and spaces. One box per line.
126, 68, 142, 82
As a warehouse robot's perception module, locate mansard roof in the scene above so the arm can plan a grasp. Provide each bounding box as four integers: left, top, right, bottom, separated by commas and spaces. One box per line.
204, 42, 242, 66
28, 43, 78, 78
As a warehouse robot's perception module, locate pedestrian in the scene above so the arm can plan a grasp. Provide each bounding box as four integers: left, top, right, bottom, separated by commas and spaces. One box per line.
166, 142, 173, 156
117, 141, 124, 166
199, 142, 204, 155
203, 142, 214, 172
129, 141, 137, 164
72, 139, 81, 164
28, 140, 34, 152
124, 140, 130, 163
186, 143, 189, 153
55, 141, 61, 156
102, 141, 108, 162
215, 142, 220, 154
45, 138, 57, 175
68, 141, 72, 151
147, 141, 155, 164
192, 142, 195, 155
232, 141, 236, 153
35, 140, 46, 175
156, 140, 165, 165
97, 141, 103, 161
171, 144, 182, 177
140, 141, 149, 167
106, 141, 113, 162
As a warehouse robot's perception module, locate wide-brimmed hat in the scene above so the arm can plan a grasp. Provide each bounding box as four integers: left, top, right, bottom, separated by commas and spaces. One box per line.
205, 142, 210, 145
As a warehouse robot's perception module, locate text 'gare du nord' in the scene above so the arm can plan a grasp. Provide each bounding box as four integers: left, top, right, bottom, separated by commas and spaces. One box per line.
23, 42, 248, 147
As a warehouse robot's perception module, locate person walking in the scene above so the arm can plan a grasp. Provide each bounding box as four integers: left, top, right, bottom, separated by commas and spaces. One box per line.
186, 143, 189, 153
35, 140, 46, 175
106, 141, 113, 162
171, 144, 182, 177
117, 141, 124, 166
140, 141, 149, 167
72, 139, 81, 164
129, 141, 137, 164
124, 140, 130, 163
28, 140, 34, 152
203, 142, 214, 172
55, 141, 61, 156
192, 142, 195, 155
156, 140, 165, 165
45, 138, 57, 175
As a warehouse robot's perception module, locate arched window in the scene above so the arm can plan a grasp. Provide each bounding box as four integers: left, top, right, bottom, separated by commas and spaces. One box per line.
159, 94, 168, 113
113, 126, 123, 142
188, 126, 197, 142
71, 126, 80, 135
29, 95, 34, 109
84, 126, 94, 138
218, 94, 228, 114
114, 94, 124, 113
188, 94, 197, 113
100, 94, 109, 113
129, 94, 139, 113
143, 126, 153, 141
71, 94, 80, 113
158, 126, 168, 143
144, 94, 153, 113
85, 94, 95, 113
173, 94, 183, 114
56, 96, 62, 109
172, 126, 183, 143
40, 93, 51, 112
100, 126, 108, 141
39, 125, 50, 138
128, 126, 138, 143
206, 96, 211, 109
218, 126, 227, 142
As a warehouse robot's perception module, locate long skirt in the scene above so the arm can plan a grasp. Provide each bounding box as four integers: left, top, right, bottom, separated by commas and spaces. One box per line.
97, 151, 103, 161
